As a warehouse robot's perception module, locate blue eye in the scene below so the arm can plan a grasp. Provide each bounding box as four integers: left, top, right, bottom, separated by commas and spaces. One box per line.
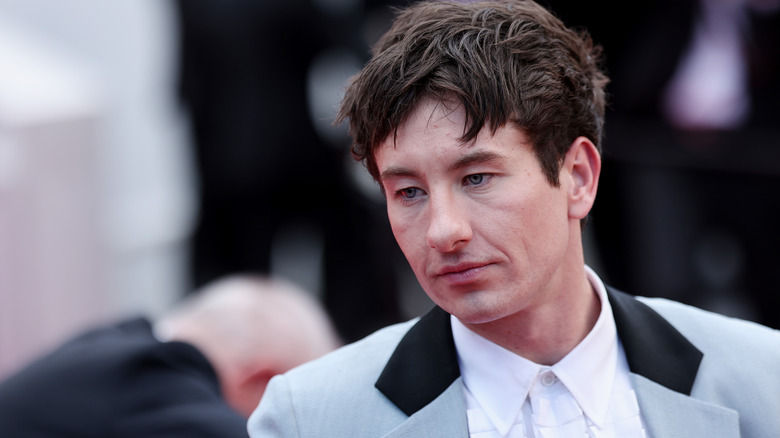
399, 187, 420, 199
466, 174, 485, 185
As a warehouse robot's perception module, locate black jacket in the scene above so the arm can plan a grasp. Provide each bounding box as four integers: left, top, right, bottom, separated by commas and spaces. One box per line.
0, 318, 249, 437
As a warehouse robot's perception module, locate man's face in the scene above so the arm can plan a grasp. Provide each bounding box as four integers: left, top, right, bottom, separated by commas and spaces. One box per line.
376, 98, 577, 325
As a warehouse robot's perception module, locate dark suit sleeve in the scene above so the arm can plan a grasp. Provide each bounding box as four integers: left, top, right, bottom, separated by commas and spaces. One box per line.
0, 320, 250, 438
111, 341, 250, 438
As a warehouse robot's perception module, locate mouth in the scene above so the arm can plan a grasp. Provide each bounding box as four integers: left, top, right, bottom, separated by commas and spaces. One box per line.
435, 262, 491, 285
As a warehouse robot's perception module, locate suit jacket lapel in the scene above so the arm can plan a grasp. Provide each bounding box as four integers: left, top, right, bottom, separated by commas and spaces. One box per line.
375, 288, 740, 438
375, 306, 460, 415
607, 287, 702, 394
380, 379, 468, 438
631, 374, 740, 437
375, 306, 467, 436
608, 287, 740, 437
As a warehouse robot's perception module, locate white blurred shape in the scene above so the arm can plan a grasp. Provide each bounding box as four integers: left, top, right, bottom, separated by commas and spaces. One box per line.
0, 16, 107, 379
0, 0, 193, 379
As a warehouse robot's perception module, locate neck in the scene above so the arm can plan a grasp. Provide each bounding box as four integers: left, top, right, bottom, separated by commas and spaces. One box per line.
464, 265, 600, 365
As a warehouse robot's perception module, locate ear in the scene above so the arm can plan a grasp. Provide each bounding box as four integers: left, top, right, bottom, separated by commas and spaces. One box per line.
225, 364, 280, 417
242, 366, 276, 392
562, 136, 601, 221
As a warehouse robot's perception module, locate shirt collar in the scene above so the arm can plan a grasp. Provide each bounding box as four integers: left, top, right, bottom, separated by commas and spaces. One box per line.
451, 265, 618, 433
553, 265, 618, 426
452, 314, 539, 434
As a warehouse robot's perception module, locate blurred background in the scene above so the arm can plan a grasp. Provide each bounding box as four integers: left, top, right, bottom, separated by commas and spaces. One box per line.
542, 0, 780, 332
0, 0, 194, 380
0, 0, 422, 381
1, 0, 778, 381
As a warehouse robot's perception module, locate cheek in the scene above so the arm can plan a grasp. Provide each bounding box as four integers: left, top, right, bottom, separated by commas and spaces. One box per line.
491, 186, 567, 246
388, 209, 423, 259
387, 205, 407, 242
522, 192, 572, 259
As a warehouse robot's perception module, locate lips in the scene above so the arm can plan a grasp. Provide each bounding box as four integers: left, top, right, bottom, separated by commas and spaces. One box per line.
435, 262, 490, 285
437, 262, 487, 276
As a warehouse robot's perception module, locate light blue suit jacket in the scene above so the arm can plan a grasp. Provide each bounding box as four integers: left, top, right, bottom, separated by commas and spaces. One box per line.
248, 288, 780, 437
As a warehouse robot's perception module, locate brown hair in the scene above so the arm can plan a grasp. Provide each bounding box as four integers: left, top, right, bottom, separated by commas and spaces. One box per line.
336, 0, 608, 186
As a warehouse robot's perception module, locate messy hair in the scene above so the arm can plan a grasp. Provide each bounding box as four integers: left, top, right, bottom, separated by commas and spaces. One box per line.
336, 0, 608, 186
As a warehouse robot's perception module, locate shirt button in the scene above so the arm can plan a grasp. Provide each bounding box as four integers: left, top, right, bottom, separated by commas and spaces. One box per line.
540, 371, 556, 387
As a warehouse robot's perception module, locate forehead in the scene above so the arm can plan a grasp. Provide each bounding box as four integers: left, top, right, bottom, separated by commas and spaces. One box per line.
377, 99, 472, 162
380, 97, 527, 151
376, 98, 535, 179
377, 99, 468, 165
400, 98, 468, 138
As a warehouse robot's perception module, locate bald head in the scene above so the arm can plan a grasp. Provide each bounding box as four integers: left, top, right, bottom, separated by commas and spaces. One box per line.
155, 275, 342, 416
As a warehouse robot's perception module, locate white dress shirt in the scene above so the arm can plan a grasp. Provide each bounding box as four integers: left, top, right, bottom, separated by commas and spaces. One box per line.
452, 266, 646, 438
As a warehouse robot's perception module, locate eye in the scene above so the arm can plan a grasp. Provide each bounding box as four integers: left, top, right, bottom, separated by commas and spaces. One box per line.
397, 187, 422, 199
464, 173, 487, 186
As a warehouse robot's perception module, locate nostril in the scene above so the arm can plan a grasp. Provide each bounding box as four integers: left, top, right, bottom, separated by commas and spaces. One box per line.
426, 218, 471, 252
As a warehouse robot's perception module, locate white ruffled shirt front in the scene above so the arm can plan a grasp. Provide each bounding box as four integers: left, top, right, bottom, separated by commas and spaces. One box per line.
452, 266, 646, 438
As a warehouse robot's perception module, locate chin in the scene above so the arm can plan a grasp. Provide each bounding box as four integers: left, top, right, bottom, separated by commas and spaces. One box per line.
454, 310, 506, 325
446, 295, 510, 325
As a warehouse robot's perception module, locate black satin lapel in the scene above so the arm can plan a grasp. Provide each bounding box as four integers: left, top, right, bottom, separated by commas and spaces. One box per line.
376, 289, 703, 414
375, 306, 460, 416
607, 287, 703, 395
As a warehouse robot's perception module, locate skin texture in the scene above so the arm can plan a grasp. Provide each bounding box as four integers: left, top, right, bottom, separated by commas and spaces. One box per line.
376, 98, 602, 364
155, 276, 342, 416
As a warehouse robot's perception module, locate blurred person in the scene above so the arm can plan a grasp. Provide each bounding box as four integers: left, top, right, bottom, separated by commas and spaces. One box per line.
0, 274, 341, 437
542, 0, 780, 328
173, 0, 406, 342
248, 1, 780, 437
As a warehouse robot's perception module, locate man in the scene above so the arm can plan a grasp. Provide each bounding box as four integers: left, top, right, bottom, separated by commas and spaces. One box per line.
248, 1, 780, 437
0, 275, 341, 437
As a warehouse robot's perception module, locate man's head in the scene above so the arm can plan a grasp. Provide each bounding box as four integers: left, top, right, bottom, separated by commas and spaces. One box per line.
336, 0, 607, 339
337, 0, 608, 188
154, 275, 342, 417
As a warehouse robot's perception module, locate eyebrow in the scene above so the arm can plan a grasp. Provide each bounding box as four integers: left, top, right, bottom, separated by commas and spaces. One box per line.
380, 150, 508, 183
380, 166, 417, 183
449, 150, 507, 171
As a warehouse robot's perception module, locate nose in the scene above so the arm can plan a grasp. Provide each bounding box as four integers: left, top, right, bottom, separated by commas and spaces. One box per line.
426, 194, 472, 252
